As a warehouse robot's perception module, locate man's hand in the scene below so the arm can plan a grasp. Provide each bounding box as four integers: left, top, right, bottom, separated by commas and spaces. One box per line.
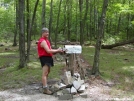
57, 47, 64, 53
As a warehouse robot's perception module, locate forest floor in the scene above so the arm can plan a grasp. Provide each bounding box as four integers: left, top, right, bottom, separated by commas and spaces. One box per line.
0, 77, 133, 101
0, 66, 133, 101
0, 41, 134, 101
0, 71, 133, 101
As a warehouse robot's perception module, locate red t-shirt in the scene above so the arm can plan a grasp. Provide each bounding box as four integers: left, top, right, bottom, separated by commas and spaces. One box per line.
37, 37, 53, 57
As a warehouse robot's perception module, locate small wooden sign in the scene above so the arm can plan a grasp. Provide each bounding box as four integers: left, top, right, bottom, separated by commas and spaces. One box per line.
65, 45, 82, 54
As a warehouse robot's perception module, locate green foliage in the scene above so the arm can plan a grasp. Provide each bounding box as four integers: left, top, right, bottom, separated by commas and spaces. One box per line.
0, 1, 15, 40
70, 33, 79, 41
102, 34, 121, 45
57, 33, 65, 42
1, 0, 134, 44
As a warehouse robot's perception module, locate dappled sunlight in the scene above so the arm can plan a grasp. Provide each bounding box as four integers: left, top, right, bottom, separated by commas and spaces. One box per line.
122, 66, 134, 71
0, 52, 15, 55
27, 62, 40, 68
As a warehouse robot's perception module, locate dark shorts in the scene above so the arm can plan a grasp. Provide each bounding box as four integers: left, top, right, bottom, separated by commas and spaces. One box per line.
39, 56, 54, 67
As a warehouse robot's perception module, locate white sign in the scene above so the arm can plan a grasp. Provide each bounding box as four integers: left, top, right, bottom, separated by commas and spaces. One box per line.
65, 45, 82, 54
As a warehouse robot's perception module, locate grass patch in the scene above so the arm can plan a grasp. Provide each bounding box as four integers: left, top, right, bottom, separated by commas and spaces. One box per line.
82, 46, 134, 92
0, 64, 41, 90
0, 52, 19, 69
0, 44, 64, 90
0, 61, 64, 90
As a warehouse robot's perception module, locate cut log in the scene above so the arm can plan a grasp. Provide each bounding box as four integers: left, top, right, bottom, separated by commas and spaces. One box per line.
101, 38, 134, 49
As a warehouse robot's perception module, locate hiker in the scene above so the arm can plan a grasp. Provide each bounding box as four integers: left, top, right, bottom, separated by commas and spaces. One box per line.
37, 27, 63, 95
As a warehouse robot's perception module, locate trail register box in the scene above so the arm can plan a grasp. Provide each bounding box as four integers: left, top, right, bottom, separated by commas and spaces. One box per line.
64, 45, 82, 54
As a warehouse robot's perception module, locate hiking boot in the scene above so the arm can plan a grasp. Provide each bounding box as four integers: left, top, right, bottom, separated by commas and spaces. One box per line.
43, 88, 52, 95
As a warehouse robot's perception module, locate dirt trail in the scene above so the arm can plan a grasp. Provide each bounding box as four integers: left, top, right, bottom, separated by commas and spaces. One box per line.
0, 79, 133, 101
0, 83, 109, 101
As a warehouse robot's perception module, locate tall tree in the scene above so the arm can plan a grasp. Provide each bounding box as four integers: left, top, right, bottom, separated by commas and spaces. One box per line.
49, 0, 53, 42
13, 0, 18, 46
67, 0, 72, 41
26, 0, 39, 62
75, 1, 78, 41
89, 1, 93, 41
92, 0, 109, 75
18, 0, 26, 68
54, 0, 62, 48
83, 0, 89, 40
79, 0, 84, 45
62, 0, 67, 39
26, 0, 30, 43
42, 0, 46, 27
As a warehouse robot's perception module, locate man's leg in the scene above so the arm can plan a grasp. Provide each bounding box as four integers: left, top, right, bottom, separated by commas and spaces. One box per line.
42, 65, 52, 94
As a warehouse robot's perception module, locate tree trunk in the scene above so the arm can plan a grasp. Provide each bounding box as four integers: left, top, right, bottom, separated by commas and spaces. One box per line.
54, 0, 62, 48
18, 0, 26, 68
92, 0, 108, 75
101, 38, 134, 49
75, 1, 78, 41
89, 1, 93, 41
49, 0, 53, 43
26, 0, 30, 44
13, 0, 18, 46
116, 14, 121, 34
67, 0, 72, 41
63, 0, 67, 40
27, 0, 39, 62
42, 0, 46, 28
93, 0, 97, 38
79, 0, 83, 45
83, 0, 88, 40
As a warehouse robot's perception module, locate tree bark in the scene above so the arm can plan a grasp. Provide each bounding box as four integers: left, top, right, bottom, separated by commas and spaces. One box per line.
92, 0, 108, 75
79, 0, 84, 45
89, 1, 93, 41
49, 0, 53, 43
63, 0, 67, 40
26, 0, 30, 44
54, 0, 62, 48
83, 0, 88, 40
26, 0, 39, 62
67, 0, 72, 41
13, 0, 18, 46
18, 0, 26, 68
42, 0, 46, 27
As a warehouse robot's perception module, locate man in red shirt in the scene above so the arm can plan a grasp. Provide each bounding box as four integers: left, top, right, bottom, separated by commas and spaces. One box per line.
37, 27, 63, 95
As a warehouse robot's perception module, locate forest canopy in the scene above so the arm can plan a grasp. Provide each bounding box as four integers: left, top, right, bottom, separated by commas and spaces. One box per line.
0, 0, 134, 44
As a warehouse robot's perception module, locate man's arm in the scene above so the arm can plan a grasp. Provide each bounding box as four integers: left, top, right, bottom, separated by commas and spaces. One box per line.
41, 40, 62, 54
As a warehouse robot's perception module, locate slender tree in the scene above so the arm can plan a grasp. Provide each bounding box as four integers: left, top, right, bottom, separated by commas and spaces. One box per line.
18, 0, 26, 68
49, 0, 53, 43
26, 0, 39, 62
83, 0, 89, 40
26, 0, 30, 43
92, 0, 109, 75
66, 0, 72, 41
79, 0, 83, 45
13, 0, 18, 46
54, 0, 62, 48
42, 0, 46, 27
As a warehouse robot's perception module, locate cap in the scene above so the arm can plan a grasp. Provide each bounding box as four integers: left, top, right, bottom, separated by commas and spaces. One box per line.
42, 27, 49, 33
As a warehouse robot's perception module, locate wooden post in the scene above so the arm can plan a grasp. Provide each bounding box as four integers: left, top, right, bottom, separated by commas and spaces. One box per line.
68, 54, 74, 76
64, 45, 82, 76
